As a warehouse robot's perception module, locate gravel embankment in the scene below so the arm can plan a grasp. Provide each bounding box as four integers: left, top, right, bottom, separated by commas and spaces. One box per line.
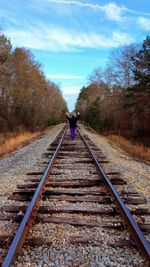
0, 124, 64, 203
81, 125, 150, 202
0, 124, 150, 267
1, 123, 149, 203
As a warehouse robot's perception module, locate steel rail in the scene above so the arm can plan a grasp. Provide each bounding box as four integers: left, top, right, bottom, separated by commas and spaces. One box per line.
77, 127, 150, 260
2, 125, 67, 267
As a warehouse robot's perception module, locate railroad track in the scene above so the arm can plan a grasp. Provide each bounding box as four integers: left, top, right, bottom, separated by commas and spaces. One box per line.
0, 125, 150, 266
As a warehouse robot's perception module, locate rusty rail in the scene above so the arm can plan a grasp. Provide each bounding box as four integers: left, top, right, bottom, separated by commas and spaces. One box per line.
77, 127, 150, 260
2, 125, 67, 267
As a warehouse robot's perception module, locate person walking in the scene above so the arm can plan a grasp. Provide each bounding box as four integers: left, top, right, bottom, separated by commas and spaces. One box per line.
66, 112, 80, 139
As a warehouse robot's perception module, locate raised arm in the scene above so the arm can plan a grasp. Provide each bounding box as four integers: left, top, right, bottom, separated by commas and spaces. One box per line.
66, 112, 69, 120
76, 112, 80, 120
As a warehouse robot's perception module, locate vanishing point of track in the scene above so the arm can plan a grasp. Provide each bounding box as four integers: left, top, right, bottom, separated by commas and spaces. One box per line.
1, 124, 150, 266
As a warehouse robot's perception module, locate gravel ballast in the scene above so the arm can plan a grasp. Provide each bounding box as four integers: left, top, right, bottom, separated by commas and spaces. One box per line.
0, 124, 149, 267
0, 124, 64, 201
81, 125, 150, 201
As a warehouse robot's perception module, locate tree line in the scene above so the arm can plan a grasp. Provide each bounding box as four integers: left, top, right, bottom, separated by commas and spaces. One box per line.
76, 36, 150, 145
0, 30, 67, 133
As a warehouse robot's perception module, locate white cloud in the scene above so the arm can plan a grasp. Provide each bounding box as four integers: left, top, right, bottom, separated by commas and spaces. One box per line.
63, 85, 81, 94
47, 74, 83, 79
64, 92, 79, 111
111, 32, 133, 45
102, 3, 126, 22
138, 17, 150, 30
6, 23, 134, 51
43, 0, 126, 22
40, 0, 150, 22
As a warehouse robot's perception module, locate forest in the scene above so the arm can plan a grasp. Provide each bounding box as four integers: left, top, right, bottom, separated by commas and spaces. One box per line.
76, 36, 150, 146
0, 30, 149, 154
0, 30, 67, 134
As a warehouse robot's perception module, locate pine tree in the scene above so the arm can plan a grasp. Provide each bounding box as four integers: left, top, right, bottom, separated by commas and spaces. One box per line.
132, 36, 150, 88
0, 32, 12, 63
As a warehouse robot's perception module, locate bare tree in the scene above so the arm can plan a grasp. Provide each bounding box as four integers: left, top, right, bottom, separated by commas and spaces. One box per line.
105, 44, 137, 89
88, 67, 104, 85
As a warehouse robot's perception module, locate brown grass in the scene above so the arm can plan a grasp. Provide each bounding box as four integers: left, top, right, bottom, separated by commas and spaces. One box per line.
0, 131, 41, 157
109, 135, 150, 162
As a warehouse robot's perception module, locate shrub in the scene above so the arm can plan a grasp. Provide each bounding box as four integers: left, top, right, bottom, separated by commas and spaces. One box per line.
47, 118, 57, 126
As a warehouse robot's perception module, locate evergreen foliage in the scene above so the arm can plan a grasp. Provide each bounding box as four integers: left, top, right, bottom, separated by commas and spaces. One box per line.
132, 36, 150, 88
86, 98, 101, 131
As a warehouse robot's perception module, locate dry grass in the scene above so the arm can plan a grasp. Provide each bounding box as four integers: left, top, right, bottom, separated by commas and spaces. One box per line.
109, 135, 150, 162
0, 131, 41, 157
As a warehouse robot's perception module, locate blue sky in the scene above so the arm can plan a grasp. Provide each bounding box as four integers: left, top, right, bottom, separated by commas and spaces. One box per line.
0, 0, 150, 110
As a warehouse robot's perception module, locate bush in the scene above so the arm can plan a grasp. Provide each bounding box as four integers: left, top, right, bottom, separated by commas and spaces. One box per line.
47, 118, 57, 126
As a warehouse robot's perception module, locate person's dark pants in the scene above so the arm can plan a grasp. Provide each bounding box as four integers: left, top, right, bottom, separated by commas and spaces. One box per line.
70, 127, 75, 139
